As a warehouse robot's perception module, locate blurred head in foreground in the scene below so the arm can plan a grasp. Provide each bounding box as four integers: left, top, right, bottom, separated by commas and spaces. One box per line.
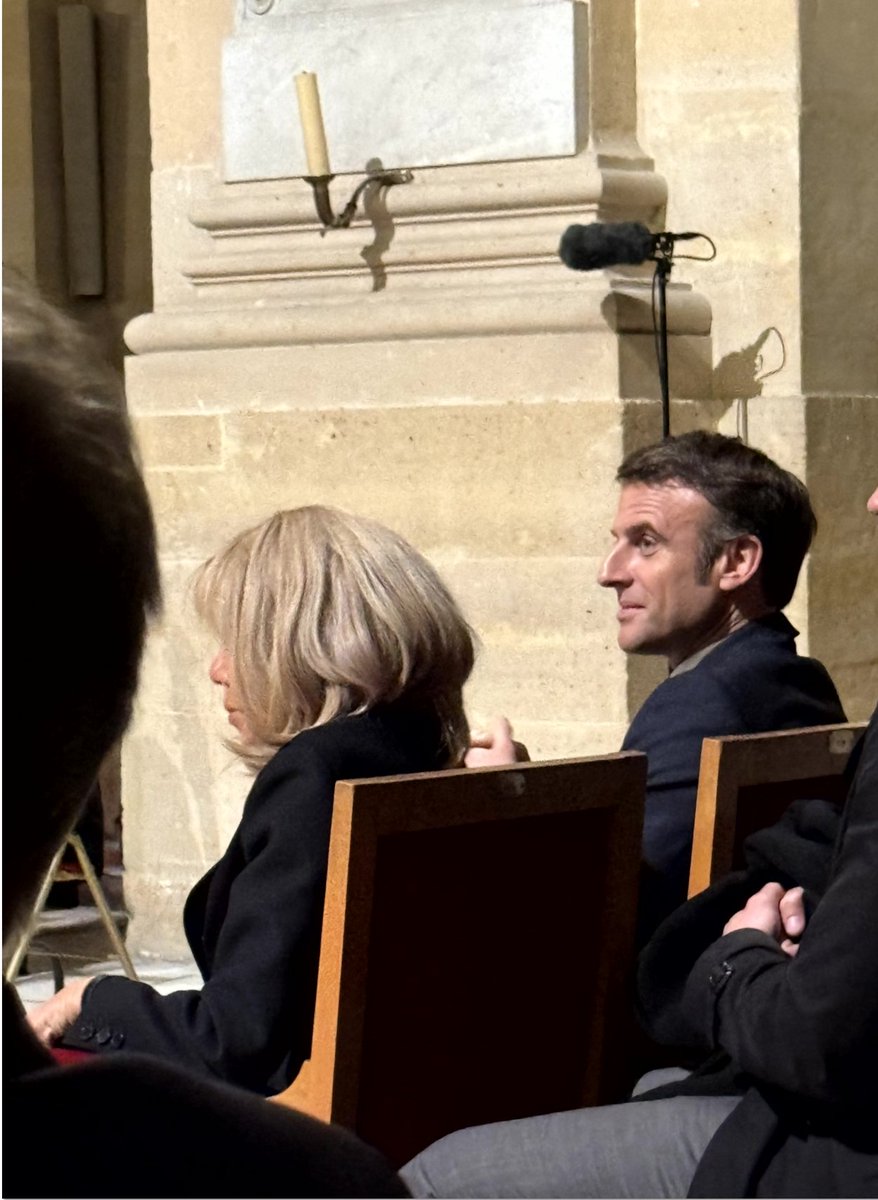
3, 277, 160, 941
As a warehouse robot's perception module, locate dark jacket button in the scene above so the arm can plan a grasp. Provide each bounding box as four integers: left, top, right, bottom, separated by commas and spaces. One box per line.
95, 1027, 112, 1045
708, 961, 734, 994
110, 1032, 125, 1049
77, 1024, 95, 1041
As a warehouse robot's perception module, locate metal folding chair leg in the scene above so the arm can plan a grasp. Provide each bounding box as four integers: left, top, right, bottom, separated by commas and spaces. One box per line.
4, 843, 68, 984
3, 834, 138, 984
67, 834, 138, 980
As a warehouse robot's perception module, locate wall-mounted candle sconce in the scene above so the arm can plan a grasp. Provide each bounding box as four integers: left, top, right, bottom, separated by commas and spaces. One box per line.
303, 169, 414, 231
296, 71, 413, 231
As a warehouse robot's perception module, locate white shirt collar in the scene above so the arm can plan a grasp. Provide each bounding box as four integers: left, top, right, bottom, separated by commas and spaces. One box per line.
669, 635, 730, 678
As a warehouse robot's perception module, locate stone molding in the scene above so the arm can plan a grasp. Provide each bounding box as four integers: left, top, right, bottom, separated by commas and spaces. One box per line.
125, 278, 709, 354
188, 161, 662, 233
127, 157, 687, 353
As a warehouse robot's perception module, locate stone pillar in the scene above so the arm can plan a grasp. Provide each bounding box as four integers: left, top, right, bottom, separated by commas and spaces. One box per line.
799, 0, 878, 716
636, 0, 878, 717
2, 1, 37, 282
124, 0, 712, 953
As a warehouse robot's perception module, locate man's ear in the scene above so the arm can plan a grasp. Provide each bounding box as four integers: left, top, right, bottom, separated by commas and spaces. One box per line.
716, 533, 763, 592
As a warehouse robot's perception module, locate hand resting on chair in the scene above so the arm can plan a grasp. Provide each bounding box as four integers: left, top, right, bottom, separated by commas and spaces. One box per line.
465, 714, 531, 768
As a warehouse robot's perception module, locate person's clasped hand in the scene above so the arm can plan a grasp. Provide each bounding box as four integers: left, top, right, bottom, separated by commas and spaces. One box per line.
722, 882, 806, 957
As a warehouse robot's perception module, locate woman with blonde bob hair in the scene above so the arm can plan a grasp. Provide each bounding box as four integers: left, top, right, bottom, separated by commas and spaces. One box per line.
196, 505, 472, 770
33, 506, 475, 1095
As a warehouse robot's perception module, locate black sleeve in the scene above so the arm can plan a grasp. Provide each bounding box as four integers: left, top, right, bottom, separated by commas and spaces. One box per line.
69, 744, 334, 1092
636, 795, 843, 1046
635, 868, 764, 1047
677, 725, 878, 1107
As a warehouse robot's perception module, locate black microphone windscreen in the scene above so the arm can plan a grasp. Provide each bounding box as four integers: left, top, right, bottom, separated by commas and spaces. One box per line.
559, 222, 656, 271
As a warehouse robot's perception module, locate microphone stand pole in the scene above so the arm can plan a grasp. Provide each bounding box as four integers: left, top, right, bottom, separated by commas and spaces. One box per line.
652, 241, 674, 439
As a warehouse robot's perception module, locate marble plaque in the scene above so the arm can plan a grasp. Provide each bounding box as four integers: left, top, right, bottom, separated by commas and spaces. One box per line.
223, 0, 582, 181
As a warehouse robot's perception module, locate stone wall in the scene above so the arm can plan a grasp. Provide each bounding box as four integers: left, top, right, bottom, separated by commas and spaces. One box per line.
5, 0, 875, 957
636, 0, 878, 714
122, 0, 874, 954
3, 0, 152, 363
122, 0, 706, 954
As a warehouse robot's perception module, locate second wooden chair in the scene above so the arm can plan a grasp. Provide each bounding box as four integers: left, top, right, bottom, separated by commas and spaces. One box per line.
688, 721, 866, 898
271, 751, 647, 1166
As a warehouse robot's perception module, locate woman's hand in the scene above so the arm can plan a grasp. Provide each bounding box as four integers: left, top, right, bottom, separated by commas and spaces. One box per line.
465, 715, 531, 768
27, 977, 91, 1047
723, 882, 806, 957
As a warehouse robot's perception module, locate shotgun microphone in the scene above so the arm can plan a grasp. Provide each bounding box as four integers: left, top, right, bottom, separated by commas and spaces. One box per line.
559, 222, 702, 271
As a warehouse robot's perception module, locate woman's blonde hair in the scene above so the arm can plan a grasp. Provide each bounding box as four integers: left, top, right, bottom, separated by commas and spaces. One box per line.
193, 506, 474, 770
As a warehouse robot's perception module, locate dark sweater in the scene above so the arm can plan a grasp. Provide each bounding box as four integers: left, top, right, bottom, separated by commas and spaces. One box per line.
637, 710, 878, 1198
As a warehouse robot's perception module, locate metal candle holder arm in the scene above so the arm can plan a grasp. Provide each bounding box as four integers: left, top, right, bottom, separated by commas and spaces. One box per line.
303, 168, 414, 230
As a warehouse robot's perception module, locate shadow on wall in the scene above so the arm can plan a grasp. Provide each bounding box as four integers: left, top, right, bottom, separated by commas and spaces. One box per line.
712, 327, 786, 444
713, 327, 786, 400
360, 156, 397, 293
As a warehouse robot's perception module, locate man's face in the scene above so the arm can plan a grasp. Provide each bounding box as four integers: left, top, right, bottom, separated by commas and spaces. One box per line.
598, 482, 730, 669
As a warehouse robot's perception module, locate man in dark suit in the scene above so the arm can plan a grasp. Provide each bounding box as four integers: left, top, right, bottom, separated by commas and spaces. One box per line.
401, 485, 878, 1198
472, 432, 846, 931
2, 278, 407, 1199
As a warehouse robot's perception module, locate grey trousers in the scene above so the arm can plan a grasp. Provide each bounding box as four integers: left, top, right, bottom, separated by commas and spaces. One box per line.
400, 1072, 741, 1199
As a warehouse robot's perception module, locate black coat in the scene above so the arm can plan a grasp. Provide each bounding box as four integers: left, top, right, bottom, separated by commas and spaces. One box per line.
638, 709, 878, 1197
64, 704, 447, 1093
622, 612, 846, 931
4, 985, 407, 1200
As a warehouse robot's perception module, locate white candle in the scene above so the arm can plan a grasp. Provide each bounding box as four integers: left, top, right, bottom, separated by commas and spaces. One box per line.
295, 71, 331, 176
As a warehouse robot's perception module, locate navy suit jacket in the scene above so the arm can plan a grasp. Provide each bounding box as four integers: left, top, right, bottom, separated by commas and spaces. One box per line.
622, 613, 846, 927
65, 704, 446, 1094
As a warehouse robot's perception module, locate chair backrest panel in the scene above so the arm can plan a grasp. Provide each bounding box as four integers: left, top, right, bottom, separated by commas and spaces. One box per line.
689, 722, 865, 898
275, 752, 646, 1166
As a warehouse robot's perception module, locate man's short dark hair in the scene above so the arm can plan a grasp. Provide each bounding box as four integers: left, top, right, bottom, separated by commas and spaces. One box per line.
616, 431, 816, 609
3, 277, 161, 933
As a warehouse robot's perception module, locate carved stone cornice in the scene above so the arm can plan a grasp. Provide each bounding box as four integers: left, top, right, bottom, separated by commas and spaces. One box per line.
187, 160, 663, 238
126, 151, 709, 356
125, 275, 709, 355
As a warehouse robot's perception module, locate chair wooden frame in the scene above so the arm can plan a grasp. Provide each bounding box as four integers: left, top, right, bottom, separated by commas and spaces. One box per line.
272, 751, 646, 1166
4, 833, 137, 985
688, 721, 866, 898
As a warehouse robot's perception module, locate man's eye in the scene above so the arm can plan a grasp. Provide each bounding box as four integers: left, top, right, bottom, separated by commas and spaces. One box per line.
638, 536, 658, 552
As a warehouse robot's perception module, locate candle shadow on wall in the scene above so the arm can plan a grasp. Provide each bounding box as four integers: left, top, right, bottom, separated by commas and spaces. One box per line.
360, 157, 397, 293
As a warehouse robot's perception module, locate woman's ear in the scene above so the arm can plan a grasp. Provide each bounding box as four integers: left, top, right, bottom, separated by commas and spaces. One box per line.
716, 533, 763, 593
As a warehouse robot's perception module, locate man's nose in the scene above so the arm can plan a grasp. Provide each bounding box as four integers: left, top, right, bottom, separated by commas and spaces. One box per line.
598, 543, 630, 589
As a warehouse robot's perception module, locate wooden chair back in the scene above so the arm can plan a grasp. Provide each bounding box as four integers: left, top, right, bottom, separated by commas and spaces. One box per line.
688, 722, 865, 898
272, 752, 646, 1166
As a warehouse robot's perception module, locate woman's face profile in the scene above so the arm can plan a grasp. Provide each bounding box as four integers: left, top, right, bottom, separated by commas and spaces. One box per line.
209, 648, 255, 744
